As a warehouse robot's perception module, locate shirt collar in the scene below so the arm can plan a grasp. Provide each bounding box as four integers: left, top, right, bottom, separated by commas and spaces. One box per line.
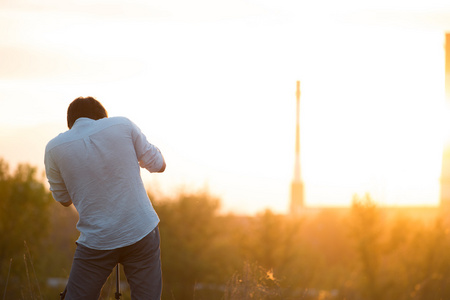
72, 117, 95, 128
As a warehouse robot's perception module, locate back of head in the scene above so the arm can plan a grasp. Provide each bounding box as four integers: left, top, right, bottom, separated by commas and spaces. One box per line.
67, 97, 108, 129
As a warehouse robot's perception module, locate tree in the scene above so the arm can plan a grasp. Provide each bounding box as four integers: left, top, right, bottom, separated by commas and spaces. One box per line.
407, 217, 450, 300
0, 159, 53, 298
240, 209, 314, 297
154, 190, 238, 300
348, 194, 384, 300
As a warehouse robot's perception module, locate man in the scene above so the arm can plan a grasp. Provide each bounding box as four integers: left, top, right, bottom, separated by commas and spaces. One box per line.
44, 97, 166, 299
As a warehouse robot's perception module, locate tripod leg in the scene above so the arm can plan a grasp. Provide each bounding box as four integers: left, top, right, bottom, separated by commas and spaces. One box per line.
115, 264, 121, 300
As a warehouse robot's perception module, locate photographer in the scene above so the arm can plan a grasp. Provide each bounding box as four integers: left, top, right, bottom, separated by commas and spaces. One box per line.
44, 97, 166, 300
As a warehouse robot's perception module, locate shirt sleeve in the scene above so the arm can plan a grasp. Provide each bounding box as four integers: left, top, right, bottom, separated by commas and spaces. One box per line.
130, 120, 164, 173
44, 149, 72, 205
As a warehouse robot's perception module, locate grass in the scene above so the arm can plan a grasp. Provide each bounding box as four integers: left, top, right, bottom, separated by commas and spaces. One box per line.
3, 244, 332, 300
2, 258, 12, 300
224, 262, 282, 300
2, 241, 46, 300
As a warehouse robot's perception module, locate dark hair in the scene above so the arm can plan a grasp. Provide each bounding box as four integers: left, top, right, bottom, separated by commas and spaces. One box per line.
67, 97, 108, 129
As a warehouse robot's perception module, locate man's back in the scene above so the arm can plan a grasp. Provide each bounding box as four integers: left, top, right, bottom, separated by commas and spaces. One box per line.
45, 116, 164, 250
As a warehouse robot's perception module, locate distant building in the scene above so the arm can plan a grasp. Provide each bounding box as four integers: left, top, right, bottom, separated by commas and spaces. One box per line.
441, 33, 450, 211
290, 81, 304, 214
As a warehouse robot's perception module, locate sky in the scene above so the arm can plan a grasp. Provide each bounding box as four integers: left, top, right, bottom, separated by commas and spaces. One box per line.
1, 0, 450, 215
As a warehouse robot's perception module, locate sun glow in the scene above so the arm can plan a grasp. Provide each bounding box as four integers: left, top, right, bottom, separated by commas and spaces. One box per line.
0, 0, 449, 214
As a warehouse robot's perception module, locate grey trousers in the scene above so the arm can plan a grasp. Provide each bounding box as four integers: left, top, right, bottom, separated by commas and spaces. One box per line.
65, 227, 162, 300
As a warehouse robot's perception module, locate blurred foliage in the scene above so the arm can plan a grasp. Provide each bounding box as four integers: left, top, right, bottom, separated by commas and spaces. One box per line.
0, 159, 54, 299
5, 159, 450, 300
154, 191, 241, 300
348, 194, 383, 300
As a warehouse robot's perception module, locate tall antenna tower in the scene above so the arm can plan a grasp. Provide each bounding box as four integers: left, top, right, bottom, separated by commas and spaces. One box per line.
440, 33, 450, 210
290, 81, 304, 214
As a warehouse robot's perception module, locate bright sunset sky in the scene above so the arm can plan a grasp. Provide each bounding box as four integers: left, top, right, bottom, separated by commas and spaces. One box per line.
1, 0, 450, 214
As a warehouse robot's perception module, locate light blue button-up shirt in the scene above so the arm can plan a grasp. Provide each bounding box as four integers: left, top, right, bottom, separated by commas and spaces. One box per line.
44, 117, 164, 250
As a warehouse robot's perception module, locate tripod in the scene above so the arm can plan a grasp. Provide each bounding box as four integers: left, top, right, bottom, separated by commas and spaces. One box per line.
60, 264, 122, 300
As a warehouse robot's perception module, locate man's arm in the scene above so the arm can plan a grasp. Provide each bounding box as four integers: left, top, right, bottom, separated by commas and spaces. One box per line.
131, 120, 167, 173
45, 150, 73, 206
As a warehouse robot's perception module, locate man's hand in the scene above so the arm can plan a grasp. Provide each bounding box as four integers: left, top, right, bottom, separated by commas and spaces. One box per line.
158, 160, 166, 173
